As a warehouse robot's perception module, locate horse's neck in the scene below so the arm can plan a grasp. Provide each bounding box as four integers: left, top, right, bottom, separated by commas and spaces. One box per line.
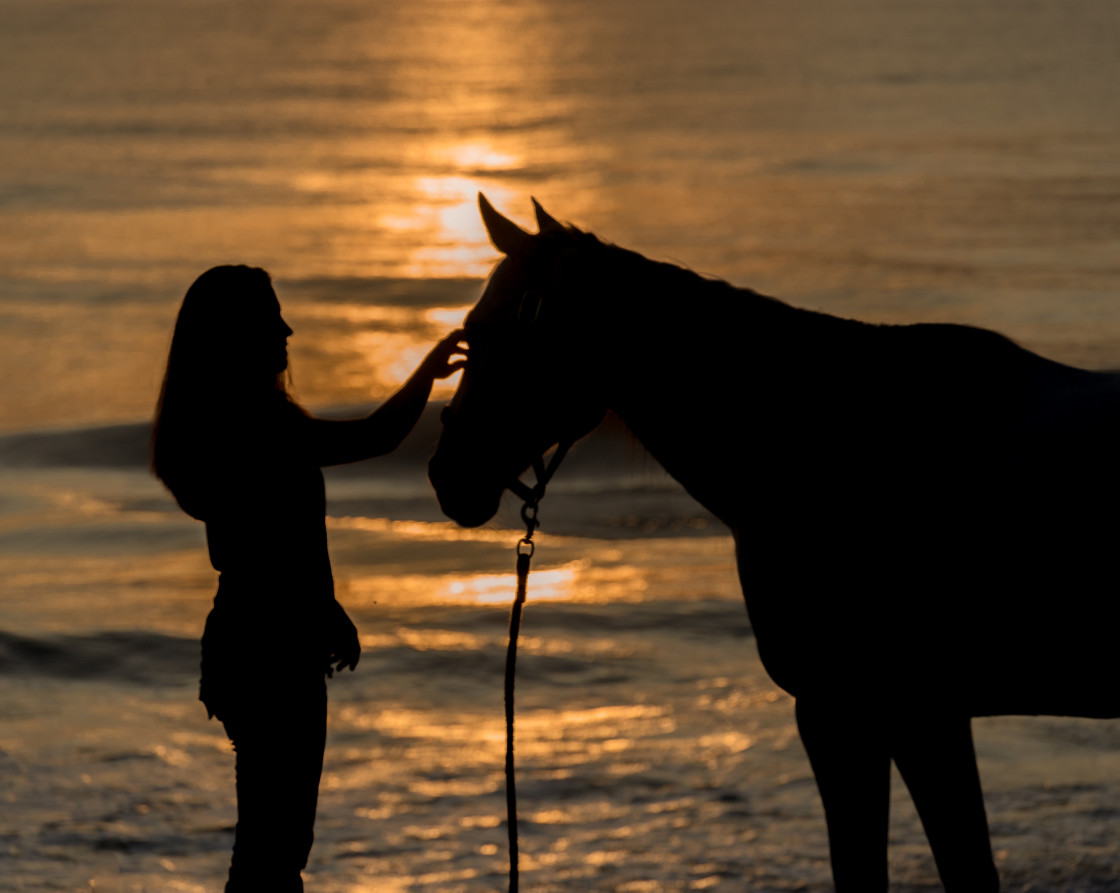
602, 263, 853, 529
596, 254, 1106, 532
613, 380, 746, 529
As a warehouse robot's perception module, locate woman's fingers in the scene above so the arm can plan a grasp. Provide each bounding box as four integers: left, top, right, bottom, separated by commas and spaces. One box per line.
329, 643, 360, 673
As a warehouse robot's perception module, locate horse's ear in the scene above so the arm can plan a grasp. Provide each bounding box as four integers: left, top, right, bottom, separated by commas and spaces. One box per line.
532, 198, 564, 234
479, 193, 534, 256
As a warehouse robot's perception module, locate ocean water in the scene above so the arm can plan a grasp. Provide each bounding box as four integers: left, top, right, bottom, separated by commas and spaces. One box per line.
3, 0, 1120, 890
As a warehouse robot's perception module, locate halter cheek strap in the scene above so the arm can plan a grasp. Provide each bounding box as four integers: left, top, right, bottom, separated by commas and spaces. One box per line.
507, 440, 574, 532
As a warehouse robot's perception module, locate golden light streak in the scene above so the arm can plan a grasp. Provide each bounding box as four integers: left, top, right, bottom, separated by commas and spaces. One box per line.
284, 301, 471, 401
425, 305, 470, 329
380, 174, 519, 278
328, 517, 738, 608
330, 515, 525, 543
444, 564, 580, 603
440, 142, 520, 171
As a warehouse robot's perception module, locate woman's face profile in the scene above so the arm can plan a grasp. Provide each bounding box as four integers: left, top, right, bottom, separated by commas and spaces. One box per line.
239, 286, 293, 375
268, 300, 294, 374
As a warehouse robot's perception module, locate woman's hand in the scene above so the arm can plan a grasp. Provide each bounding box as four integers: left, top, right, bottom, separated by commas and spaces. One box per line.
328, 328, 468, 464
325, 600, 360, 677
421, 329, 468, 381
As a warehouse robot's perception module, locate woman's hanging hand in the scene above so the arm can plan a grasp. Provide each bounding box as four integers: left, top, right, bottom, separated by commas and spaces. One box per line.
325, 600, 361, 677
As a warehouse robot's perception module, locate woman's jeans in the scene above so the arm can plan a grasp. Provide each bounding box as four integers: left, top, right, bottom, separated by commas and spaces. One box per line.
219, 678, 328, 893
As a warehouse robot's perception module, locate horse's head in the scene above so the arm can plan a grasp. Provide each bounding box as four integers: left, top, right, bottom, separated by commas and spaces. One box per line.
429, 195, 613, 527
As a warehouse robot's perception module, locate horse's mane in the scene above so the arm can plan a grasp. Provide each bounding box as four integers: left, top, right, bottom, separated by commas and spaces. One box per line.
559, 226, 876, 356
516, 224, 1056, 384
553, 226, 788, 311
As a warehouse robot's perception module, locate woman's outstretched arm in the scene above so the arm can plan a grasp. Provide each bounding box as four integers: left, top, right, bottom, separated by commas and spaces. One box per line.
306, 330, 466, 466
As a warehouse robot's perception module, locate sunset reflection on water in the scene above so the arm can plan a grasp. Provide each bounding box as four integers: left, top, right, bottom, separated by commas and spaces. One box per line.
377, 170, 520, 279
323, 681, 781, 892
325, 516, 728, 610
282, 298, 472, 403
284, 0, 573, 283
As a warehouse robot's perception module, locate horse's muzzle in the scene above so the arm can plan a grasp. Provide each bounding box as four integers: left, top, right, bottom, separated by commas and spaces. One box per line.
428, 455, 503, 528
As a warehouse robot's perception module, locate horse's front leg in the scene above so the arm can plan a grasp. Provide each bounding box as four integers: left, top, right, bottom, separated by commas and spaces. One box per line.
795, 697, 891, 892
891, 714, 999, 892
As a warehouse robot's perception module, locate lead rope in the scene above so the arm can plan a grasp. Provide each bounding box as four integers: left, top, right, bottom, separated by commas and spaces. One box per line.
505, 499, 538, 893
503, 441, 572, 893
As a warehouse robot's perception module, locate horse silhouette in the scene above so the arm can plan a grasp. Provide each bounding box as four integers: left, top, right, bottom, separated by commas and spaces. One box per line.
428, 195, 1120, 891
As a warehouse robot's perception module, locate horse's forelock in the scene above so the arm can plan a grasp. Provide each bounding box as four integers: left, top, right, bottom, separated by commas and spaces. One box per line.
465, 257, 518, 329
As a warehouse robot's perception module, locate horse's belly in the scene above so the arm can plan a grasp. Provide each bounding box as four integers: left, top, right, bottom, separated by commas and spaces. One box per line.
736, 550, 1120, 714
747, 614, 1120, 718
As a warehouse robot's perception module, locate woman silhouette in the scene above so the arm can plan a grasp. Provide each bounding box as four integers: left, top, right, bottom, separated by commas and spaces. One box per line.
152, 265, 465, 891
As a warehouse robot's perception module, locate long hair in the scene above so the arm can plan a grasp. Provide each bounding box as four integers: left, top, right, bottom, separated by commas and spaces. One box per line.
152, 265, 300, 518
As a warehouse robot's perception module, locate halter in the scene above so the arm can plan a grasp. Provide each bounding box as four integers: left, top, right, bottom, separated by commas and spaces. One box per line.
506, 441, 573, 535
467, 284, 570, 535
